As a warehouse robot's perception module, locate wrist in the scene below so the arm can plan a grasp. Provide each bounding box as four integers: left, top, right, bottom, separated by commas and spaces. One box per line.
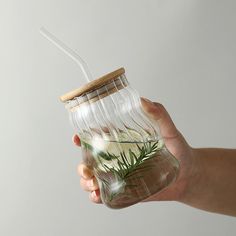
179, 147, 204, 204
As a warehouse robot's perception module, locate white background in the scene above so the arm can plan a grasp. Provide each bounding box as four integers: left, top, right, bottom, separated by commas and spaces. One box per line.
1, 0, 236, 235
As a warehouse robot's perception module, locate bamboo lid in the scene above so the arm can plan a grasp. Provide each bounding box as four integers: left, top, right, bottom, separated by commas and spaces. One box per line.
60, 67, 125, 102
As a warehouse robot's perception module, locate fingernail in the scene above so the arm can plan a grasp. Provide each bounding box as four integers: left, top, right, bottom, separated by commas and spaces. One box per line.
92, 190, 96, 198
141, 97, 153, 104
141, 97, 156, 107
142, 97, 151, 102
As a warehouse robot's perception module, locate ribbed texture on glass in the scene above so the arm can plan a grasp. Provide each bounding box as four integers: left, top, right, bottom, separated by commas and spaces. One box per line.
65, 74, 160, 143
64, 73, 179, 209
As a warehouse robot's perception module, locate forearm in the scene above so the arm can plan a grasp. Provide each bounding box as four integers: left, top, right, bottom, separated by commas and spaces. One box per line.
181, 148, 236, 216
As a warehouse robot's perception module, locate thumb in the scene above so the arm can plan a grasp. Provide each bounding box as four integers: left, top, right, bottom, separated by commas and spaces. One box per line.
140, 97, 179, 140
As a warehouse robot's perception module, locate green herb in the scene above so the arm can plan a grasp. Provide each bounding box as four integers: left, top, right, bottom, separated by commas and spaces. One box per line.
81, 139, 160, 179
81, 139, 161, 201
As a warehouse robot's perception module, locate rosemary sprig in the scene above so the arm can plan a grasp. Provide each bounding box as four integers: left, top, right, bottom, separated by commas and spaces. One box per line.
81, 139, 161, 201
81, 139, 160, 180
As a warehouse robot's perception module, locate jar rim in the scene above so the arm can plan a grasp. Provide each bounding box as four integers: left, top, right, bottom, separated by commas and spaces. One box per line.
60, 67, 125, 102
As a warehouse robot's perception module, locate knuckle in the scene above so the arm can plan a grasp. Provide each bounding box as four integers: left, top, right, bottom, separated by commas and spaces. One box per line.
79, 178, 84, 188
80, 178, 88, 191
77, 164, 83, 176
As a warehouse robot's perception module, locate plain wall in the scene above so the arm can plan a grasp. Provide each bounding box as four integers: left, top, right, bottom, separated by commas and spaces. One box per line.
1, 0, 236, 235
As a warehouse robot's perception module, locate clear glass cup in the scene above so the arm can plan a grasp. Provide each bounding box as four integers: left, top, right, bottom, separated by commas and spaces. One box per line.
60, 68, 179, 209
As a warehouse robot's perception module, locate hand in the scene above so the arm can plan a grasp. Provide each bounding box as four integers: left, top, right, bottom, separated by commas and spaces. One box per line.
73, 97, 195, 204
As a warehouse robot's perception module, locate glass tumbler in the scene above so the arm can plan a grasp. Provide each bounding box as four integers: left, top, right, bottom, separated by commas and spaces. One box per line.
60, 68, 179, 209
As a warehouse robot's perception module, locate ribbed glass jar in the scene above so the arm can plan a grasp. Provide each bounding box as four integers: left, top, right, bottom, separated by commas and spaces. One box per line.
62, 68, 179, 209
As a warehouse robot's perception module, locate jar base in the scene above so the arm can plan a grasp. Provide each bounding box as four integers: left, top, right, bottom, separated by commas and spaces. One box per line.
100, 148, 180, 209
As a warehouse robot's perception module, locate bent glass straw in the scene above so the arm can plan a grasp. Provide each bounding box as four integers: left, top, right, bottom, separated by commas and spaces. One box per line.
40, 27, 93, 82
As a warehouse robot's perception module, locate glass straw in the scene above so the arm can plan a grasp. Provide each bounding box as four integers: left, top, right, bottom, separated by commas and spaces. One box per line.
39, 27, 93, 82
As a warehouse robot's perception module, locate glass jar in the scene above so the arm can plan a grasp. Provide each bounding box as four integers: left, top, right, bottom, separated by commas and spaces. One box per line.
60, 68, 179, 209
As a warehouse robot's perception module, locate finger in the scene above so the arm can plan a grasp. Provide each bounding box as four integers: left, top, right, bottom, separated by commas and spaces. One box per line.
77, 164, 94, 180
80, 177, 99, 192
89, 189, 102, 204
140, 97, 179, 139
72, 134, 81, 147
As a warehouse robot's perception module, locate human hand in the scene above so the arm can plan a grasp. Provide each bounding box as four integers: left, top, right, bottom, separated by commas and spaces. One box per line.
73, 97, 195, 204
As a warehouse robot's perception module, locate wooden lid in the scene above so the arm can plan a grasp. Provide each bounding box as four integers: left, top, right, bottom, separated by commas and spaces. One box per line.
60, 67, 125, 102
